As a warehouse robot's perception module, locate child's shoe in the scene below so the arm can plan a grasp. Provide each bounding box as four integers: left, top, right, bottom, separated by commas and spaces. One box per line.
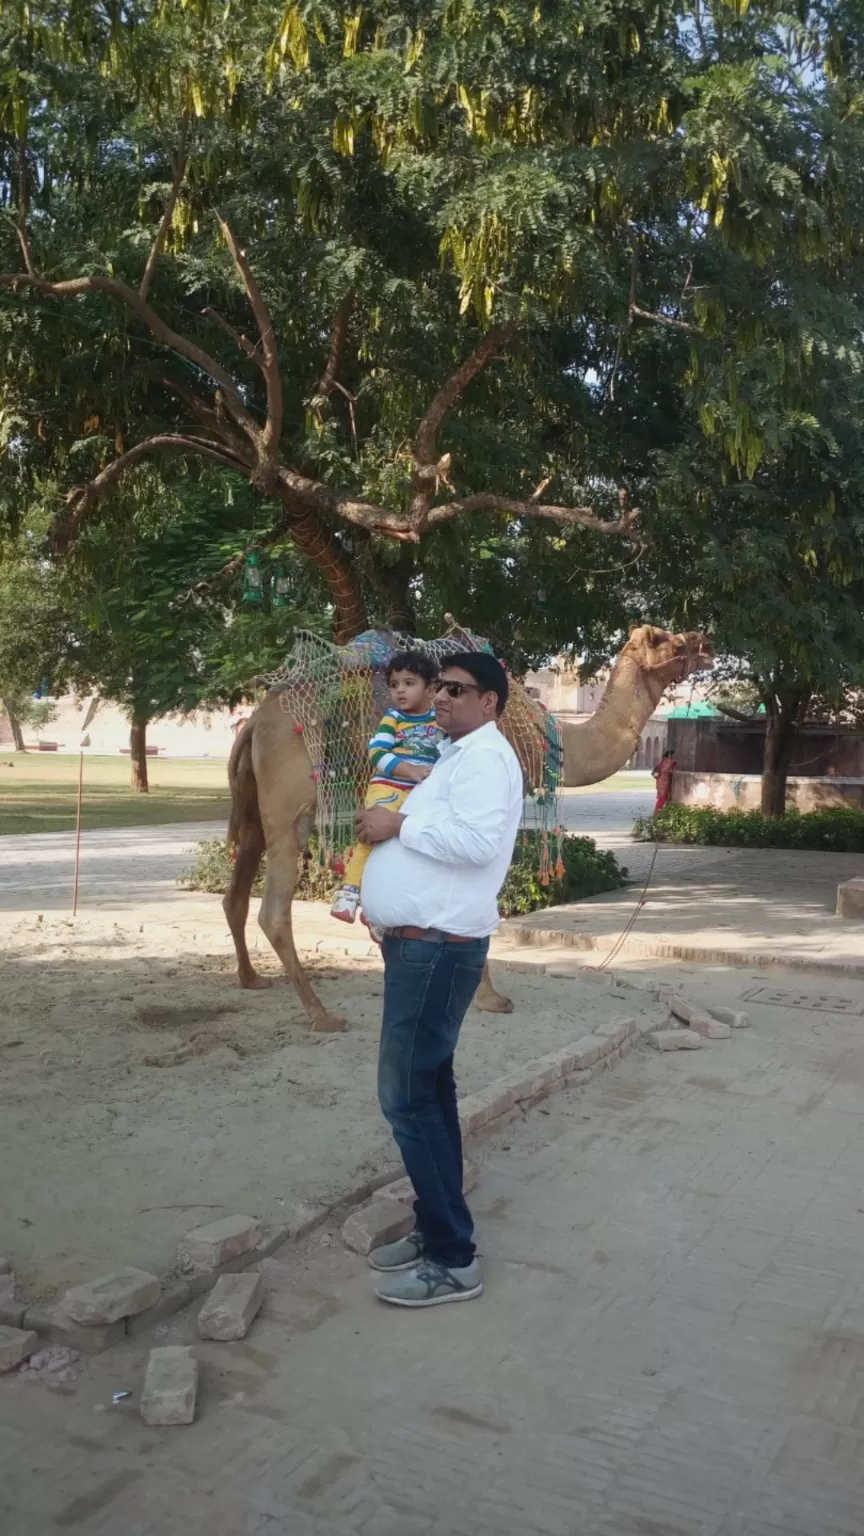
331, 884, 360, 923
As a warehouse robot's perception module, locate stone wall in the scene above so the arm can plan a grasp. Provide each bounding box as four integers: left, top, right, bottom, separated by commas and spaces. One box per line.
673, 771, 864, 813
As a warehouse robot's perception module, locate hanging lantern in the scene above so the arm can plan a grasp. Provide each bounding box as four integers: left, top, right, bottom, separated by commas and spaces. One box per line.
242, 550, 264, 606
272, 561, 291, 609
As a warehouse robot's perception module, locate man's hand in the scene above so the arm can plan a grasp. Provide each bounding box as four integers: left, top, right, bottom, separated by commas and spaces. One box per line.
356, 806, 406, 843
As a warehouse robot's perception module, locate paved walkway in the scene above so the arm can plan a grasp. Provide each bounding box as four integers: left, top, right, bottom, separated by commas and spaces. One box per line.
4, 961, 864, 1534
504, 846, 864, 973
0, 789, 652, 914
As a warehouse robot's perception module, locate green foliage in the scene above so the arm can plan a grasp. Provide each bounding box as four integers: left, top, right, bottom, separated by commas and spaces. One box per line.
635, 805, 864, 852
180, 829, 627, 911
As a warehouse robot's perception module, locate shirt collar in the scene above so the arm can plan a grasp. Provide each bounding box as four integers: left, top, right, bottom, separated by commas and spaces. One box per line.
439, 720, 499, 755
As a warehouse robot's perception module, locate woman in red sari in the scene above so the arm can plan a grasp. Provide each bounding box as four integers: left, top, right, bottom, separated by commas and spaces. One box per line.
652, 751, 677, 814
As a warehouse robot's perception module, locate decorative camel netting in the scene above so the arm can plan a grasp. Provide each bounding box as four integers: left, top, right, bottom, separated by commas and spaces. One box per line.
266, 617, 565, 883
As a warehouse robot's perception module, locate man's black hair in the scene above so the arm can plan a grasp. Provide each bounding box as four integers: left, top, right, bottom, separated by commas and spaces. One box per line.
385, 650, 437, 684
439, 650, 509, 716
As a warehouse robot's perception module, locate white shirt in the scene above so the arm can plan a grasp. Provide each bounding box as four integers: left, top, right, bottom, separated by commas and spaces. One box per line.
361, 721, 523, 937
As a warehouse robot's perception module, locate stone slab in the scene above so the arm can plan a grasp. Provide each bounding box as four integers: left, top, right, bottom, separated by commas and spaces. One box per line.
0, 1326, 37, 1373
837, 878, 864, 919
707, 1006, 750, 1029
197, 1271, 264, 1341
140, 1346, 198, 1426
177, 1214, 262, 1273
688, 1015, 731, 1039
649, 1030, 704, 1051
63, 1266, 161, 1326
24, 1303, 126, 1355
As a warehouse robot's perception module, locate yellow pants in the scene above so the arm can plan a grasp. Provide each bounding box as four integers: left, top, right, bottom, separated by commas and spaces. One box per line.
343, 781, 410, 888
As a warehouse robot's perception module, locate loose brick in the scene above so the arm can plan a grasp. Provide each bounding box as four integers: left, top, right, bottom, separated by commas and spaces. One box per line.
0, 1326, 37, 1373
126, 1280, 192, 1338
342, 1199, 414, 1256
177, 1214, 261, 1273
198, 1272, 264, 1341
707, 1006, 750, 1029
649, 1030, 704, 1051
566, 1067, 597, 1087
63, 1267, 161, 1326
688, 1015, 731, 1039
140, 1346, 198, 1426
667, 994, 700, 1025
24, 1303, 126, 1355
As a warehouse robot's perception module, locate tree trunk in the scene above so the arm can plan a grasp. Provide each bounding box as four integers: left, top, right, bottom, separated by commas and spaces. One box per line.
2, 699, 26, 751
130, 716, 149, 793
760, 693, 808, 818
377, 549, 417, 633
281, 501, 368, 641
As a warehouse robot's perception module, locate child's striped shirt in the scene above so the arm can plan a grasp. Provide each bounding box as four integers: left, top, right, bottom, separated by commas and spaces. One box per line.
368, 708, 445, 785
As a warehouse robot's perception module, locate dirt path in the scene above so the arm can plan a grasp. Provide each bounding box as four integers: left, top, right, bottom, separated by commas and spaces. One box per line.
0, 896, 651, 1302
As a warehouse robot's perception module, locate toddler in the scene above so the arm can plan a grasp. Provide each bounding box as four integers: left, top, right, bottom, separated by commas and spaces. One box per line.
330, 651, 445, 923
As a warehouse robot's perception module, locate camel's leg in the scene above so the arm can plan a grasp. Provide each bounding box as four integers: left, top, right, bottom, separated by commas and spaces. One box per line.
474, 958, 514, 1015
258, 821, 347, 1033
223, 822, 272, 991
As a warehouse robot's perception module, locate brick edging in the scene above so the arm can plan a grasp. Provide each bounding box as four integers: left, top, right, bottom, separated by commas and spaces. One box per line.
12, 1015, 643, 1354
503, 923, 864, 978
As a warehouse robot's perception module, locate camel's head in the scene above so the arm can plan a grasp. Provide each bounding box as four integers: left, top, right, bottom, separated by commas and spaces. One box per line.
624, 625, 714, 691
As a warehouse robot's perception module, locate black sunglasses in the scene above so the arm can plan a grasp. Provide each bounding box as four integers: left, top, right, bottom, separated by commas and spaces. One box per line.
434, 678, 484, 698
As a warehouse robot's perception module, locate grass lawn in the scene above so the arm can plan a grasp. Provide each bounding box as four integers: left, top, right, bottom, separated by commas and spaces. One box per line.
0, 752, 648, 835
0, 754, 230, 835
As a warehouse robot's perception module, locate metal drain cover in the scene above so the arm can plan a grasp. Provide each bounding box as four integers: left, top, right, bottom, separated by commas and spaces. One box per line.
742, 985, 864, 1015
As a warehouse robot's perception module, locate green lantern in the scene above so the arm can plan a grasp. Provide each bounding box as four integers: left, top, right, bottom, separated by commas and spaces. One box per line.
272, 561, 291, 609
242, 549, 264, 606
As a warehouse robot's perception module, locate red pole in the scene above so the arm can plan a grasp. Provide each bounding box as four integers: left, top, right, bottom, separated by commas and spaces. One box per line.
72, 749, 84, 916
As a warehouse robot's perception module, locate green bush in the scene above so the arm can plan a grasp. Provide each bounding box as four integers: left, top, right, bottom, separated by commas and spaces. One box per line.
634, 803, 864, 851
180, 829, 627, 915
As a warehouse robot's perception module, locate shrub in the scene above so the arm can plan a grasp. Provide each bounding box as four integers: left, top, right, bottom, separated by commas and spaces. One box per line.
180, 829, 627, 915
633, 803, 864, 852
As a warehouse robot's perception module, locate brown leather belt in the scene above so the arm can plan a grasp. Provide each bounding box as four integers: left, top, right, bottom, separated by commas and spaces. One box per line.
387, 925, 476, 944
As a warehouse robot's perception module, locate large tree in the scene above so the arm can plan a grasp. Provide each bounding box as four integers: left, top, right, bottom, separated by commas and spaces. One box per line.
4, 0, 855, 642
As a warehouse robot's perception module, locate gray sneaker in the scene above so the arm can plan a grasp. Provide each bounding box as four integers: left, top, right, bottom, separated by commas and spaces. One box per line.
375, 1257, 483, 1307
368, 1228, 423, 1273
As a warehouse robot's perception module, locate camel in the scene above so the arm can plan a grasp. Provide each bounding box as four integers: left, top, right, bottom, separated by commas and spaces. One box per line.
224, 624, 712, 1031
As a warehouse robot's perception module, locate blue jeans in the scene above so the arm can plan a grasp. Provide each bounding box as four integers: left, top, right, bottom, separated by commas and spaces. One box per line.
378, 935, 489, 1268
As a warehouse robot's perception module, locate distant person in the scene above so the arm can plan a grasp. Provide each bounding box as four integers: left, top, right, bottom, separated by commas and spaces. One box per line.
652, 750, 677, 813
330, 652, 444, 927
356, 651, 522, 1309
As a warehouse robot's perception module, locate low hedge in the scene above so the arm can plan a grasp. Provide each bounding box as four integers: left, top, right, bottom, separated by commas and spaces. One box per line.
180, 828, 627, 918
634, 803, 864, 851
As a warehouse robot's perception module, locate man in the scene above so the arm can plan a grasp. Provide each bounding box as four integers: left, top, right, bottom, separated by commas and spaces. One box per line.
356, 650, 523, 1307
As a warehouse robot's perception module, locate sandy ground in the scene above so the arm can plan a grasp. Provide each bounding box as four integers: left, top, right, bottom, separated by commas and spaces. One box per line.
0, 895, 656, 1303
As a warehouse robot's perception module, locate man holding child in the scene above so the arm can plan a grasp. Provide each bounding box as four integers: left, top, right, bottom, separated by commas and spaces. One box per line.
355, 649, 522, 1309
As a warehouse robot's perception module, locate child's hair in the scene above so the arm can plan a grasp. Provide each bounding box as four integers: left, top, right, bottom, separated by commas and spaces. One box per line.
385, 650, 437, 685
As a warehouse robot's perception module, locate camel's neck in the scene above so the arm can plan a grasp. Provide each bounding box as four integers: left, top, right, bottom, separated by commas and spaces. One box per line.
560, 657, 663, 786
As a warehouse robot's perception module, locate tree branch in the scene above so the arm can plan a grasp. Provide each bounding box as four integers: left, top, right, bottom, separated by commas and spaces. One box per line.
629, 303, 700, 335
424, 493, 642, 537
414, 321, 519, 465
316, 291, 354, 401
715, 703, 760, 723
55, 433, 249, 551
16, 136, 37, 278
215, 214, 283, 459
411, 321, 519, 518
0, 269, 260, 439
202, 306, 257, 361
140, 118, 188, 303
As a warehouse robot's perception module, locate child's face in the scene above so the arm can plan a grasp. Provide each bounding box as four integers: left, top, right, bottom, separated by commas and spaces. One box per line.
388, 668, 432, 715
